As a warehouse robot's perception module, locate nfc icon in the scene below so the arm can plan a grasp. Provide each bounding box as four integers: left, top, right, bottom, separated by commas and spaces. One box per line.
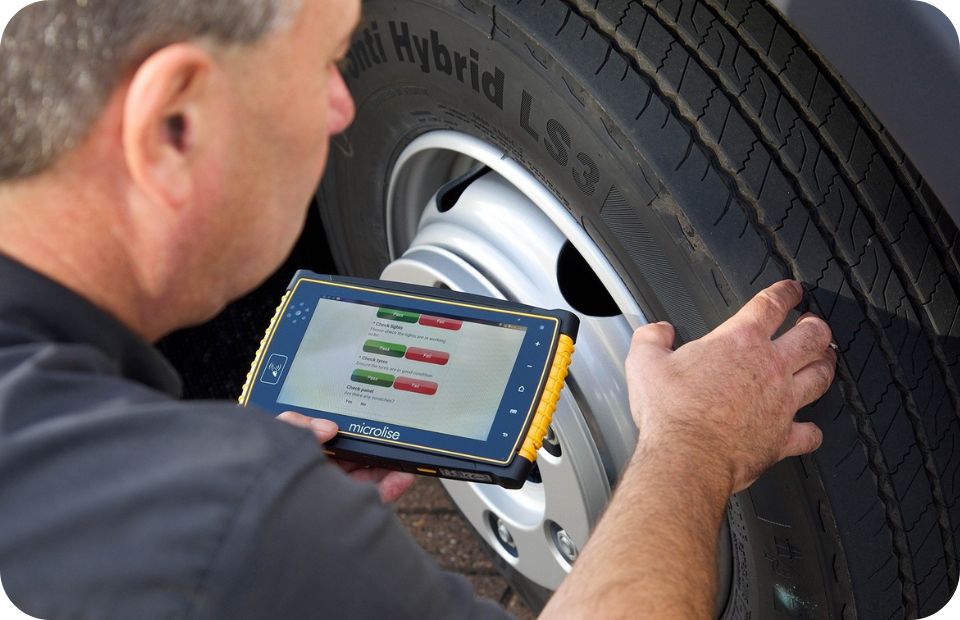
259, 354, 288, 385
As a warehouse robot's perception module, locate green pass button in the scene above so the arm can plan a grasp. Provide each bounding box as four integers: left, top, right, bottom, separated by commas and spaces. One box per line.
351, 369, 396, 388
363, 339, 407, 357
377, 307, 420, 323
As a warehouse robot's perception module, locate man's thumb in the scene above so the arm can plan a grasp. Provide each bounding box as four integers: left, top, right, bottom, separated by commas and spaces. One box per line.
630, 322, 676, 350
310, 418, 339, 443
781, 422, 823, 458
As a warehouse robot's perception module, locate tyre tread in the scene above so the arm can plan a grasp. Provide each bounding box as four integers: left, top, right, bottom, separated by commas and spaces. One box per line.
543, 0, 960, 615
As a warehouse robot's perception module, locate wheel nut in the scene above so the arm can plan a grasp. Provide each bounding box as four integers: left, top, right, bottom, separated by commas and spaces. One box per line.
542, 425, 562, 457
556, 528, 578, 563
496, 518, 514, 547
490, 514, 517, 557
545, 426, 557, 444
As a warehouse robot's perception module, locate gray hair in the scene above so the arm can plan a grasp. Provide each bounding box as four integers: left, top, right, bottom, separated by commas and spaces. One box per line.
0, 0, 297, 181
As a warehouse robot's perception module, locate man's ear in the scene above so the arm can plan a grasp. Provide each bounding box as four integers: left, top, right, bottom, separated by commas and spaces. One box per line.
122, 44, 219, 211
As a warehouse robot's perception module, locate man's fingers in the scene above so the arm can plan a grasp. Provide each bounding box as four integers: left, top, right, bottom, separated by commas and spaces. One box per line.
277, 411, 313, 429
631, 322, 676, 350
275, 413, 414, 503
781, 422, 823, 459
733, 280, 803, 337
626, 323, 676, 379
336, 461, 363, 474
309, 418, 339, 440
346, 468, 387, 484
345, 469, 416, 503
775, 313, 833, 372
277, 411, 339, 443
793, 349, 838, 408
377, 472, 416, 503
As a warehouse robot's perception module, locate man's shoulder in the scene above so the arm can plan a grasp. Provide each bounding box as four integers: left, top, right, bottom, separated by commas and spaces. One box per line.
0, 334, 323, 619
0, 330, 308, 457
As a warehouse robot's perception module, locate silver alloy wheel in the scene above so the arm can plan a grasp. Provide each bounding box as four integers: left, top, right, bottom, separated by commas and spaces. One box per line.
382, 131, 639, 590
380, 131, 731, 602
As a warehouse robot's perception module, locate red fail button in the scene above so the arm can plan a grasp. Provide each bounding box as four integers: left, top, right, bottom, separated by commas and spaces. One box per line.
405, 347, 450, 365
394, 377, 439, 396
419, 315, 462, 331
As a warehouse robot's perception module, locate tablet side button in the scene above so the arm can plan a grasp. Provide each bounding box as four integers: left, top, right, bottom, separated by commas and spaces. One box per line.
518, 335, 574, 462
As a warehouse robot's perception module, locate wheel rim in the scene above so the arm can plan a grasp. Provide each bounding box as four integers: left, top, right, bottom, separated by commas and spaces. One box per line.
381, 130, 731, 604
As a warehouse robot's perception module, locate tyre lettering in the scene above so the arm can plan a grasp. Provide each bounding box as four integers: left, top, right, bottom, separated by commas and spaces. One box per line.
482, 59, 505, 109
545, 119, 571, 167
346, 21, 603, 198
412, 32, 431, 74
454, 52, 468, 83
379, 21, 504, 110
469, 49, 482, 92
389, 21, 416, 65
574, 152, 599, 196
432, 30, 452, 75
520, 90, 539, 141
343, 21, 388, 78
521, 90, 602, 198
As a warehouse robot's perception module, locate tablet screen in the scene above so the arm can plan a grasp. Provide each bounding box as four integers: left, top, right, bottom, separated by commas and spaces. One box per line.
276, 297, 527, 441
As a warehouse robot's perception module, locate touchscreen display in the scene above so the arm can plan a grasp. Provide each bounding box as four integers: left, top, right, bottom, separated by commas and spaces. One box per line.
276, 297, 527, 441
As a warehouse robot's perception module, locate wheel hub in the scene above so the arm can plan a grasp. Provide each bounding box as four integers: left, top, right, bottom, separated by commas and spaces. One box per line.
381, 132, 731, 612
382, 132, 640, 590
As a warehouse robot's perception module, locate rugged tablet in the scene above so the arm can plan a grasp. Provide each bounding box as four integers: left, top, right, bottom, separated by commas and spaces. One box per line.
239, 272, 578, 488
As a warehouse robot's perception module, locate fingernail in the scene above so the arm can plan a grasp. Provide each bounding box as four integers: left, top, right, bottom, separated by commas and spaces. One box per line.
792, 280, 804, 294
310, 418, 338, 434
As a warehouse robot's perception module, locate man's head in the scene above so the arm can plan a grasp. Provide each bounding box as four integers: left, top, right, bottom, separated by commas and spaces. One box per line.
0, 0, 359, 339
0, 0, 294, 181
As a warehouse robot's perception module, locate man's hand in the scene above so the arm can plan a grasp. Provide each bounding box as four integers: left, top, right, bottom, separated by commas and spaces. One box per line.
626, 279, 836, 494
543, 280, 837, 619
277, 412, 415, 503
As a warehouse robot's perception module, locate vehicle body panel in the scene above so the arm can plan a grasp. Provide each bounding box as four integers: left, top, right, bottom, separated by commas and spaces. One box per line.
771, 0, 960, 225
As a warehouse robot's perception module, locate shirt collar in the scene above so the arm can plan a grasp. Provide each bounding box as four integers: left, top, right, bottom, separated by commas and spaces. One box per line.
0, 253, 183, 397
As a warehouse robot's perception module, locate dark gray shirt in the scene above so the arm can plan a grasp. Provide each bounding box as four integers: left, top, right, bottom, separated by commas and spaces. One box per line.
0, 255, 509, 620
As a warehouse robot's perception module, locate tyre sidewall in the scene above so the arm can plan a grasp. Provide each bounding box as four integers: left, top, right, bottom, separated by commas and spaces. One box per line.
320, 0, 851, 615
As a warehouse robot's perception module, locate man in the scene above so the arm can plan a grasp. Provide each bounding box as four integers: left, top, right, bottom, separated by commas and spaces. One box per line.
0, 0, 836, 618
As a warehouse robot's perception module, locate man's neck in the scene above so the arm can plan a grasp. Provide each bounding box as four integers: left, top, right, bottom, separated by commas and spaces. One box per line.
0, 173, 168, 342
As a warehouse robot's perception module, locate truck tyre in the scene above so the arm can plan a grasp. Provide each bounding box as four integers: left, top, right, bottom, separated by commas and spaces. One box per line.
317, 0, 960, 616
